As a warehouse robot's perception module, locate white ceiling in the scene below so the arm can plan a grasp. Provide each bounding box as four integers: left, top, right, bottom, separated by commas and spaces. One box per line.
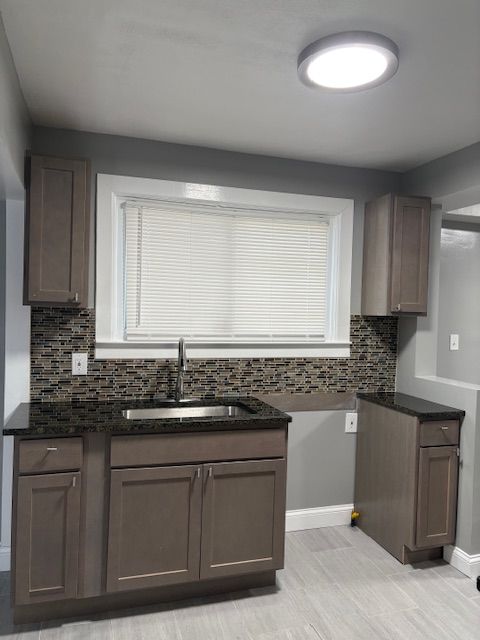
1, 0, 480, 171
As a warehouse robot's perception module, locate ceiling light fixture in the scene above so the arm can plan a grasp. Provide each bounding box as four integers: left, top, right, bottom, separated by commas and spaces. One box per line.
298, 31, 399, 92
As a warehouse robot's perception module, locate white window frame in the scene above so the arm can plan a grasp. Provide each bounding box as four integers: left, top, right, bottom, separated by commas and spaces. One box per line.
96, 174, 353, 359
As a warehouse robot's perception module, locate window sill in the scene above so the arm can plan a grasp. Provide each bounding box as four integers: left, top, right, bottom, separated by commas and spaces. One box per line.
94, 342, 351, 360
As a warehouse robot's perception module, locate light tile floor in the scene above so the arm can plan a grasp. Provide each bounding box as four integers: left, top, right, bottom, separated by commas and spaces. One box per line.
1, 526, 479, 639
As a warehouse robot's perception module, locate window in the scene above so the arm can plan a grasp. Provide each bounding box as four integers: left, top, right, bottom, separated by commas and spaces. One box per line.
124, 200, 330, 342
96, 175, 353, 358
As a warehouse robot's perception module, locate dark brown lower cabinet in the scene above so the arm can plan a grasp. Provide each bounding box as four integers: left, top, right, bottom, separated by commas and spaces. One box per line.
106, 465, 202, 592
106, 459, 286, 591
416, 446, 458, 548
355, 399, 461, 564
200, 459, 286, 579
11, 426, 289, 623
14, 472, 81, 605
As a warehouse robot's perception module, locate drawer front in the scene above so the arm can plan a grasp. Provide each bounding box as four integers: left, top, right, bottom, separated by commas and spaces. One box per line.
19, 438, 83, 474
111, 428, 287, 468
419, 421, 459, 447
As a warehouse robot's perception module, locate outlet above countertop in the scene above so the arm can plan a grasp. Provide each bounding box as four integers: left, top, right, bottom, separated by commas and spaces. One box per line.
3, 397, 291, 437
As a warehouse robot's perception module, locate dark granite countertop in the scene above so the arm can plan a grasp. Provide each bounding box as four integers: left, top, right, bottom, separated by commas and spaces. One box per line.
357, 392, 465, 421
3, 397, 291, 437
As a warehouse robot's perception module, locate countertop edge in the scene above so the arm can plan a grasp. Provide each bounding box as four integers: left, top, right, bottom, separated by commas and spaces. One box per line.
357, 392, 466, 421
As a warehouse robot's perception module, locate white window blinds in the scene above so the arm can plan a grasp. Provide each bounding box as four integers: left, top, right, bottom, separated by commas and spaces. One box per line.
123, 200, 330, 342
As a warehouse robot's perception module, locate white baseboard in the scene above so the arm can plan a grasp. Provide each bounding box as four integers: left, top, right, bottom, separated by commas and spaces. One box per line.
444, 544, 480, 579
286, 504, 353, 532
0, 546, 10, 572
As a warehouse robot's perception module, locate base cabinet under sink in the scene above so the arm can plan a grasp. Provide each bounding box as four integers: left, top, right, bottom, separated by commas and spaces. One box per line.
106, 465, 202, 592
11, 425, 289, 623
200, 459, 286, 579
106, 459, 286, 592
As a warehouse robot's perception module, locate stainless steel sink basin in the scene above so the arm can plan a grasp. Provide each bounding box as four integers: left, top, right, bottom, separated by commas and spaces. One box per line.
122, 405, 252, 420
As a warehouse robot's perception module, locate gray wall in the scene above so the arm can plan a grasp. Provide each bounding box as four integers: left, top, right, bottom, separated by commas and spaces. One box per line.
287, 410, 355, 510
437, 222, 480, 385
0, 202, 5, 429
0, 15, 30, 553
402, 141, 480, 198
397, 143, 480, 557
0, 14, 30, 198
31, 126, 401, 314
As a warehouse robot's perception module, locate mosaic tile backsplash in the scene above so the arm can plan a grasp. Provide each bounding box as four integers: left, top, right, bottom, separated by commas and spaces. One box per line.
30, 308, 398, 402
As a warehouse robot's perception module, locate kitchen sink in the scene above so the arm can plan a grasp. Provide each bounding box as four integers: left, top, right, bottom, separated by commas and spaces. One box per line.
122, 404, 253, 420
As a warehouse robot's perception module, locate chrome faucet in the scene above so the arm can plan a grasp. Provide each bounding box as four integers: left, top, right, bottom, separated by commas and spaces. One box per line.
174, 338, 187, 403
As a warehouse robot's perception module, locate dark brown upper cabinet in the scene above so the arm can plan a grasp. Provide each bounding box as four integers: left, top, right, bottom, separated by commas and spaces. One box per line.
361, 194, 431, 316
24, 154, 90, 307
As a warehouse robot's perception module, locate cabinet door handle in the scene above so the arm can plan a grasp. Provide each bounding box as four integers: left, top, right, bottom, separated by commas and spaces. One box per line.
72, 476, 76, 488
70, 292, 79, 303
46, 447, 58, 452
208, 467, 213, 477
197, 467, 201, 479
396, 303, 401, 311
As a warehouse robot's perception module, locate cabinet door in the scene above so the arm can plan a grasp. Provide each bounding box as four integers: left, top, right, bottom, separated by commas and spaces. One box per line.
14, 472, 81, 605
390, 196, 430, 314
25, 154, 89, 306
200, 459, 286, 579
106, 465, 202, 592
416, 447, 458, 548
361, 193, 393, 316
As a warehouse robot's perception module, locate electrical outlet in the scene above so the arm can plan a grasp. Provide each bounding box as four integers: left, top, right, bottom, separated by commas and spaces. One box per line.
449, 334, 459, 351
345, 412, 358, 433
72, 353, 88, 376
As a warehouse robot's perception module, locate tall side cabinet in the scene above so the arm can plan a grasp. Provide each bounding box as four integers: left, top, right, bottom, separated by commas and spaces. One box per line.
354, 398, 460, 564
361, 194, 431, 316
24, 154, 90, 307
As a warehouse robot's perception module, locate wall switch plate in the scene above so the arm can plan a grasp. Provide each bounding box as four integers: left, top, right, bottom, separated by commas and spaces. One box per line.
449, 334, 459, 351
345, 412, 358, 433
72, 353, 88, 376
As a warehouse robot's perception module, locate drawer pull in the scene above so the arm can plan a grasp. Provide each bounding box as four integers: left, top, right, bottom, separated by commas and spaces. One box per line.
46, 447, 58, 452
440, 426, 449, 431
